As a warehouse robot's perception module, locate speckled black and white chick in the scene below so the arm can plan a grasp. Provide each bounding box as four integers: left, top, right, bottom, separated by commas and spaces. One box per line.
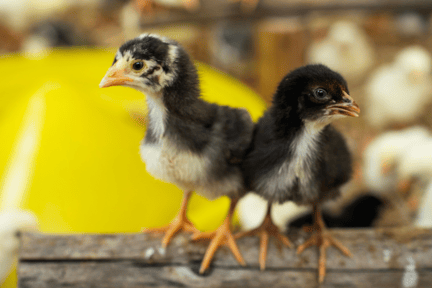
99, 34, 254, 273
242, 64, 360, 283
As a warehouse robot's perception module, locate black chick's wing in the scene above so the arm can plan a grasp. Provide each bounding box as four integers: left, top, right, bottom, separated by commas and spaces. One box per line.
316, 125, 353, 197
219, 106, 254, 165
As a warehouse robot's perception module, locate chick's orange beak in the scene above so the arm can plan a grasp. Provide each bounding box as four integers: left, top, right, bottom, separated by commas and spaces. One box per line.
328, 91, 360, 117
99, 66, 133, 88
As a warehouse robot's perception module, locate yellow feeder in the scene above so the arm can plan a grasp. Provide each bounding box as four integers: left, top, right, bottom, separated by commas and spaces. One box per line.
0, 48, 266, 287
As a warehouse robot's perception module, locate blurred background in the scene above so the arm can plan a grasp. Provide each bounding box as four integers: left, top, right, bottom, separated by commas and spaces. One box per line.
2, 0, 432, 286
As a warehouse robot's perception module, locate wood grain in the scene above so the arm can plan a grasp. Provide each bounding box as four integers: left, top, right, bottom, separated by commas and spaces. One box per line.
18, 228, 432, 287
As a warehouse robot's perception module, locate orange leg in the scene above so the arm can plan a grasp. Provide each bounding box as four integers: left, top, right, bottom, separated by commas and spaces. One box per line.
142, 191, 198, 248
235, 203, 292, 270
192, 199, 246, 274
297, 204, 352, 284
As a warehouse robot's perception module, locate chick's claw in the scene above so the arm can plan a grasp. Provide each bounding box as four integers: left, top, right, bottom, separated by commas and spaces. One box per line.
142, 215, 198, 248
142, 191, 198, 248
196, 216, 246, 274
194, 199, 245, 274
235, 212, 292, 271
297, 204, 352, 283
297, 231, 352, 283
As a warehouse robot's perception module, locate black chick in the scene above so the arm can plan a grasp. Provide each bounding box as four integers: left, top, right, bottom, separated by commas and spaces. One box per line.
99, 34, 254, 273
242, 64, 360, 282
289, 195, 385, 229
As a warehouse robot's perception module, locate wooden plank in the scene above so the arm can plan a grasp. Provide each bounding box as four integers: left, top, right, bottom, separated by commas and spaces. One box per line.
19, 262, 432, 288
138, 0, 432, 28
18, 228, 432, 287
19, 228, 432, 269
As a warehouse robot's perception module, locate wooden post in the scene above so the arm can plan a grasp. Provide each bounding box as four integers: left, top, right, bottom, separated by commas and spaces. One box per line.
255, 17, 307, 103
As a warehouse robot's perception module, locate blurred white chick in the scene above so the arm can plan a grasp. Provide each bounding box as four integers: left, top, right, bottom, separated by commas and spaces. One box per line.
397, 140, 432, 226
397, 138, 432, 187
307, 20, 375, 80
237, 193, 309, 232
363, 126, 430, 194
415, 181, 432, 228
365, 46, 432, 129
0, 210, 37, 285
0, 0, 68, 31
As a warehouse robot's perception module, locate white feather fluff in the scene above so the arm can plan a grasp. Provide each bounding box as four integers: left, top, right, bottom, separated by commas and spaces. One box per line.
0, 210, 37, 284
392, 131, 432, 228
415, 181, 432, 228
363, 126, 430, 193
307, 21, 374, 80
237, 193, 267, 231
237, 193, 309, 232
365, 46, 432, 129
255, 121, 322, 202
397, 138, 432, 183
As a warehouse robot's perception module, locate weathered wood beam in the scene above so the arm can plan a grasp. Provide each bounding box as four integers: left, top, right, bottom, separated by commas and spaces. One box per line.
139, 0, 432, 28
18, 228, 432, 287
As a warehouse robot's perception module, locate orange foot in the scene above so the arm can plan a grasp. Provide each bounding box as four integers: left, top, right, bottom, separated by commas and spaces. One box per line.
297, 230, 352, 283
192, 199, 245, 274
297, 205, 352, 283
142, 191, 198, 248
236, 205, 292, 270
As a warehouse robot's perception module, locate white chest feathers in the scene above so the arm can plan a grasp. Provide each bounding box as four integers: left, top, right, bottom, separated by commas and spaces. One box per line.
140, 95, 244, 198
140, 139, 210, 186
146, 96, 166, 138
258, 122, 322, 194
140, 137, 244, 199
281, 123, 321, 186
141, 96, 209, 186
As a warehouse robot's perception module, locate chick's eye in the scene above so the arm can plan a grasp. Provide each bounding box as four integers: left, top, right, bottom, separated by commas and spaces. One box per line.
314, 88, 327, 99
132, 61, 144, 71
